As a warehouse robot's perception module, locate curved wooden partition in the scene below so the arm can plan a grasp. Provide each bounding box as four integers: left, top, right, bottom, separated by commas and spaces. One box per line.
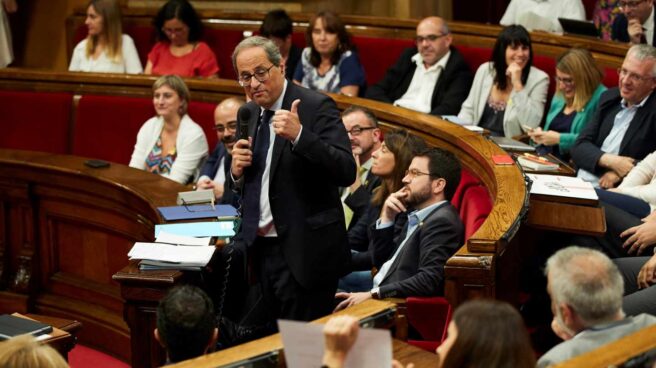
0, 68, 528, 307
0, 149, 186, 361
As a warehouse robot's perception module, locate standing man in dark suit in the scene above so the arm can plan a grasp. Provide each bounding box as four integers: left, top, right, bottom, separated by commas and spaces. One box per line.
572, 44, 656, 189
230, 36, 355, 322
196, 97, 244, 201
340, 106, 382, 231
365, 16, 473, 116
334, 147, 464, 310
612, 0, 655, 45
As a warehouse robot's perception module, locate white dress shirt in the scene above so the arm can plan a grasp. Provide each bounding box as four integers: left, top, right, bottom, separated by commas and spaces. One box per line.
394, 52, 450, 113
500, 0, 586, 33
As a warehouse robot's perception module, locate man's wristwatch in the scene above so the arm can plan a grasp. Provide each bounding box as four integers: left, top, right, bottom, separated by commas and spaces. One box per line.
370, 287, 380, 300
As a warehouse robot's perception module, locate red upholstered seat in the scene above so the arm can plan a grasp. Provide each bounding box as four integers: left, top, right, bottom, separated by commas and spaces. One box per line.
351, 36, 415, 86
603, 67, 619, 88
0, 90, 72, 154
72, 94, 153, 164
406, 169, 492, 352
456, 45, 491, 73
188, 101, 218, 149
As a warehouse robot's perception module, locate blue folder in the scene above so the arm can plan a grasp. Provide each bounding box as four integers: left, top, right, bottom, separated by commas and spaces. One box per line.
155, 221, 235, 238
158, 204, 238, 221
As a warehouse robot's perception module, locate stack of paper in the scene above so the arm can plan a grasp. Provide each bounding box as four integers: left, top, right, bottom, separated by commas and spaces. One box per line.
518, 154, 559, 171
527, 174, 598, 205
128, 230, 217, 271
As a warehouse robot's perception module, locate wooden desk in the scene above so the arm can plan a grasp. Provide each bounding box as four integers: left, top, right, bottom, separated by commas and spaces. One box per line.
554, 324, 656, 368
13, 313, 79, 360
0, 150, 185, 363
167, 299, 438, 368
527, 199, 606, 237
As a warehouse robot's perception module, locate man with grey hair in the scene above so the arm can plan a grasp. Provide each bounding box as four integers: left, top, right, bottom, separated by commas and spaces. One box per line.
229, 36, 355, 323
538, 246, 656, 368
572, 44, 656, 190
365, 16, 472, 116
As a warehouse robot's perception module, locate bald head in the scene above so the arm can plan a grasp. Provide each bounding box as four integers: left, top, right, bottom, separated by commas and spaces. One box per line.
214, 97, 245, 152
416, 16, 452, 67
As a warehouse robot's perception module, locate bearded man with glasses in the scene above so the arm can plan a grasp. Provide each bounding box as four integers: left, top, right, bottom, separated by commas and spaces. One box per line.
612, 0, 656, 45
335, 147, 463, 311
365, 17, 473, 116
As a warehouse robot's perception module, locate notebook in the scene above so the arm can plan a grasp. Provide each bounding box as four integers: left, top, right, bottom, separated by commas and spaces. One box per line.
0, 314, 53, 340
559, 18, 599, 38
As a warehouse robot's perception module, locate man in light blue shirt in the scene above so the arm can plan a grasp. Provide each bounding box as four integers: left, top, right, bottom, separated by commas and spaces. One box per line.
572, 44, 656, 189
334, 147, 464, 310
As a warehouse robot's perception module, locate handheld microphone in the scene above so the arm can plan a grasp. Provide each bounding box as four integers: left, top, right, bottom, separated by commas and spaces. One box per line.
238, 105, 251, 141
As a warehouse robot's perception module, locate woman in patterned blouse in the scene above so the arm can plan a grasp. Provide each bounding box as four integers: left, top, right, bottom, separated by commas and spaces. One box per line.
129, 75, 208, 184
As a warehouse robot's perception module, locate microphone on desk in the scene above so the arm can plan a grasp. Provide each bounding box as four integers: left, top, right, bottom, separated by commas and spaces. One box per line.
238, 105, 251, 141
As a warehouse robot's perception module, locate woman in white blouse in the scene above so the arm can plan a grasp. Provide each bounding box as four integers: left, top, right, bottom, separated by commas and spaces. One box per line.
129, 75, 208, 184
69, 0, 142, 74
458, 25, 549, 138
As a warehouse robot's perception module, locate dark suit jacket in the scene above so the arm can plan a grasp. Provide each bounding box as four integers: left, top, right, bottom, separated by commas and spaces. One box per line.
285, 44, 302, 81
344, 171, 381, 233
199, 143, 238, 206
365, 46, 473, 116
371, 202, 464, 299
235, 83, 356, 289
348, 204, 381, 270
611, 13, 656, 45
571, 88, 656, 175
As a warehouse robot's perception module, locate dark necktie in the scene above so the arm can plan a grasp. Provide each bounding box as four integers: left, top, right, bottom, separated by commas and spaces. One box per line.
241, 109, 273, 246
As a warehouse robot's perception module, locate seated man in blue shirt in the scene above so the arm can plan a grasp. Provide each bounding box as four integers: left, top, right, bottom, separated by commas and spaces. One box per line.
334, 147, 464, 310
572, 44, 656, 189
196, 97, 245, 201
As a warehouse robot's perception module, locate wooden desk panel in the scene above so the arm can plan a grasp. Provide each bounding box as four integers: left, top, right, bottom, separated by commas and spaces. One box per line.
527, 199, 606, 236
0, 150, 185, 363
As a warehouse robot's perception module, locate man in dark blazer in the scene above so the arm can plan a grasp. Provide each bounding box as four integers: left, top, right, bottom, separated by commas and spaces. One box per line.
571, 44, 656, 189
611, 0, 655, 45
196, 97, 244, 202
335, 147, 464, 310
365, 16, 473, 116
230, 36, 355, 322
340, 106, 382, 233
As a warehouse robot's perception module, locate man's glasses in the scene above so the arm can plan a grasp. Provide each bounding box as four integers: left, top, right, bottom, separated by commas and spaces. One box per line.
346, 126, 376, 136
618, 0, 646, 9
405, 168, 433, 179
238, 64, 276, 87
213, 121, 238, 133
618, 67, 655, 83
415, 34, 448, 43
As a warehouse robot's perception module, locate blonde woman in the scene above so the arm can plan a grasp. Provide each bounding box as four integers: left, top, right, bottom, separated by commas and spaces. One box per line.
129, 75, 208, 184
529, 48, 606, 159
69, 0, 142, 73
0, 335, 68, 368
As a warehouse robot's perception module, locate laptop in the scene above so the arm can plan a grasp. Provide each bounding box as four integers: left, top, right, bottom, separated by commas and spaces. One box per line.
559, 18, 599, 38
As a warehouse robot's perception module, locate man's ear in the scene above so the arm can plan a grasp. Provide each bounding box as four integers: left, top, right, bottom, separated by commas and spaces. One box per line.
372, 128, 382, 143
154, 328, 165, 348
432, 177, 446, 195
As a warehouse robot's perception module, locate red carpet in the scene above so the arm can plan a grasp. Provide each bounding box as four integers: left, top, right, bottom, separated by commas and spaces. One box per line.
69, 345, 129, 368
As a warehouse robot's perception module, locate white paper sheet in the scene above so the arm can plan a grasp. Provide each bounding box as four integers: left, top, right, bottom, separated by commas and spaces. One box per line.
127, 242, 215, 266
527, 174, 598, 200
278, 319, 392, 368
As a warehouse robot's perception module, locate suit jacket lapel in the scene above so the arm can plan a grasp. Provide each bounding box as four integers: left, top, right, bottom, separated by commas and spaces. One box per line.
620, 94, 654, 152
379, 203, 447, 285
270, 84, 295, 179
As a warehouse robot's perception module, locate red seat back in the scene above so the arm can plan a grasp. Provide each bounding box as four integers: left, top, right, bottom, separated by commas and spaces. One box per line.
0, 90, 72, 154
406, 296, 453, 351
602, 66, 619, 88
188, 101, 217, 149
73, 95, 153, 164
351, 36, 415, 86
452, 169, 493, 241
456, 45, 492, 73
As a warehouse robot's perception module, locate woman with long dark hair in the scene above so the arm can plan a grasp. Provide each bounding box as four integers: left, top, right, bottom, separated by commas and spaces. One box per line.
458, 25, 549, 137
293, 11, 366, 96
